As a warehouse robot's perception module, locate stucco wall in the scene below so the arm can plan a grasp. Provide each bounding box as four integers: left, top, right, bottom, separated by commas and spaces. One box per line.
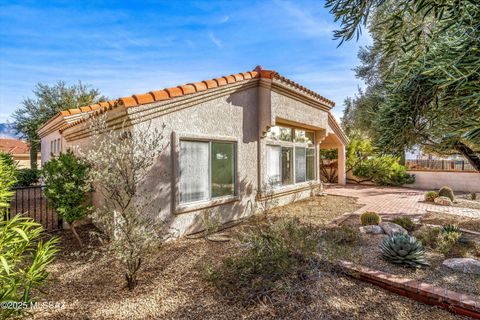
40, 131, 66, 165
405, 171, 480, 192
133, 87, 260, 236
51, 84, 335, 237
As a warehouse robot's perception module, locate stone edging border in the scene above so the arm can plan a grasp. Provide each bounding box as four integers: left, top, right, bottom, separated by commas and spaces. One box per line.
337, 260, 480, 319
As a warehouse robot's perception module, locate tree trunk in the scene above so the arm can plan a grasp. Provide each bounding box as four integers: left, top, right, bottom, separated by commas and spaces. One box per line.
454, 141, 480, 171
69, 222, 83, 248
30, 142, 38, 169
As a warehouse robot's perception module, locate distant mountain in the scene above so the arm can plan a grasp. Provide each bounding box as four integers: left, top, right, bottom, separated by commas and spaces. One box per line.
0, 123, 19, 139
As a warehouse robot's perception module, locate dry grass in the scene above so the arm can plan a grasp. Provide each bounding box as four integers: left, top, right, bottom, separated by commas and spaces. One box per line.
421, 211, 480, 233
33, 195, 468, 319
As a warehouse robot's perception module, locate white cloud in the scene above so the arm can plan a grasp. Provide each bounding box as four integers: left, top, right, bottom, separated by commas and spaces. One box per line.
208, 32, 223, 48
219, 15, 229, 23
274, 0, 332, 37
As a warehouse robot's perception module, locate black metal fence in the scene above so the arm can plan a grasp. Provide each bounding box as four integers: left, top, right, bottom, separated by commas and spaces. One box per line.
7, 185, 62, 232
405, 159, 477, 172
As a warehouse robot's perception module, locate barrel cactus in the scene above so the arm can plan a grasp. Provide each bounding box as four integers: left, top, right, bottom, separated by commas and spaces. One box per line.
438, 186, 454, 201
360, 211, 381, 226
380, 234, 428, 268
424, 191, 438, 202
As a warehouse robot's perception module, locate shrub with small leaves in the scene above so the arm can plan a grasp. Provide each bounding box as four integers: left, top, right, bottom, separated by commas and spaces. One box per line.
392, 217, 415, 232
380, 234, 428, 268
470, 192, 477, 200
437, 231, 464, 257
322, 224, 361, 245
360, 211, 381, 226
424, 191, 439, 202
206, 217, 319, 306
413, 227, 441, 248
438, 186, 455, 201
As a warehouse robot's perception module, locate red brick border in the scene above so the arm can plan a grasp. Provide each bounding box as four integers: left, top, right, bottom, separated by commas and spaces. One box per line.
338, 260, 480, 319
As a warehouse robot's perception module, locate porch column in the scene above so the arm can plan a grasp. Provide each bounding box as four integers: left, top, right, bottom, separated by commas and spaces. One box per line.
337, 145, 346, 185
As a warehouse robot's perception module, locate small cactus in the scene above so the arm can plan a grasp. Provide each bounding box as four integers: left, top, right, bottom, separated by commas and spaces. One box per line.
438, 186, 454, 201
360, 211, 381, 226
424, 191, 439, 202
380, 234, 428, 268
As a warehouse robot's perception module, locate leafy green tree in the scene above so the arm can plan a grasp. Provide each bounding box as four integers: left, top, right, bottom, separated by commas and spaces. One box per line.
346, 137, 414, 186
0, 155, 16, 209
42, 150, 92, 247
12, 82, 105, 169
327, 0, 480, 170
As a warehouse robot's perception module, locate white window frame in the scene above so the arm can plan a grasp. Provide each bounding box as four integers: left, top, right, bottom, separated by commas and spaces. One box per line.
265, 125, 316, 188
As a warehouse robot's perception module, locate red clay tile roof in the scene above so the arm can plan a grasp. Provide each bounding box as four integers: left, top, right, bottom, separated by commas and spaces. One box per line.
0, 138, 30, 154
40, 66, 335, 133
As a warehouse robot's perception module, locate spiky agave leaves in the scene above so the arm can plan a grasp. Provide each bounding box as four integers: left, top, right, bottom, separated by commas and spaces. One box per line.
380, 234, 429, 268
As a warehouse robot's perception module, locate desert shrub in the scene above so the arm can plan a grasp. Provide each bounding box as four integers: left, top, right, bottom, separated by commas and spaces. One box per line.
201, 209, 222, 238
84, 117, 168, 291
424, 191, 439, 202
380, 234, 428, 268
360, 211, 381, 226
42, 150, 92, 247
392, 217, 415, 231
438, 186, 455, 201
413, 227, 441, 248
347, 138, 415, 186
437, 231, 463, 257
14, 168, 39, 187
322, 224, 361, 245
206, 217, 320, 306
471, 192, 477, 200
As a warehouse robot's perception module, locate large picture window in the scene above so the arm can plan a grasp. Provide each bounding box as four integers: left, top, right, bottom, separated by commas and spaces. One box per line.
179, 140, 236, 204
266, 125, 315, 187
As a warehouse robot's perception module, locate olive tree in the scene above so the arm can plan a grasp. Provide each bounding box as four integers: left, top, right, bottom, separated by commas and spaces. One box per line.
83, 116, 168, 290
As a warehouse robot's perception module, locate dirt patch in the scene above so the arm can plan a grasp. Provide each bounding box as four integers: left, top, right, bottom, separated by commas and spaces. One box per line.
421, 211, 480, 233
34, 195, 467, 319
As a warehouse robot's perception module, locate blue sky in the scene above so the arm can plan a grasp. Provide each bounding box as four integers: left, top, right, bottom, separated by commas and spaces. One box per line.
0, 0, 370, 123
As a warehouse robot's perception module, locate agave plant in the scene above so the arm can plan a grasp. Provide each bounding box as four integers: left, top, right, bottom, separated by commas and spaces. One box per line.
442, 224, 460, 234
380, 234, 428, 268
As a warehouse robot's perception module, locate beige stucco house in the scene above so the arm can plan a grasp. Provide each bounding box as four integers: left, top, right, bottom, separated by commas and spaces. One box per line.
38, 66, 347, 236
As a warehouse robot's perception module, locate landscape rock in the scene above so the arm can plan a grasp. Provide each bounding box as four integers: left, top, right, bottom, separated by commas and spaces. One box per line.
443, 258, 480, 275
434, 196, 453, 206
379, 222, 408, 236
359, 225, 384, 234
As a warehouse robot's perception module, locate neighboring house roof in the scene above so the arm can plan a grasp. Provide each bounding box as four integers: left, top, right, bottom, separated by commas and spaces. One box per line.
0, 138, 30, 155
37, 66, 346, 143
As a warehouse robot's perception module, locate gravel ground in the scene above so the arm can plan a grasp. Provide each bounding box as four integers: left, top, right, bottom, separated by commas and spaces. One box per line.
350, 234, 480, 296
421, 211, 480, 232
32, 195, 468, 320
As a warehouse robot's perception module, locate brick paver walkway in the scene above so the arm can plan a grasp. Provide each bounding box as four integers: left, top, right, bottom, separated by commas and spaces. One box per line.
325, 184, 480, 219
